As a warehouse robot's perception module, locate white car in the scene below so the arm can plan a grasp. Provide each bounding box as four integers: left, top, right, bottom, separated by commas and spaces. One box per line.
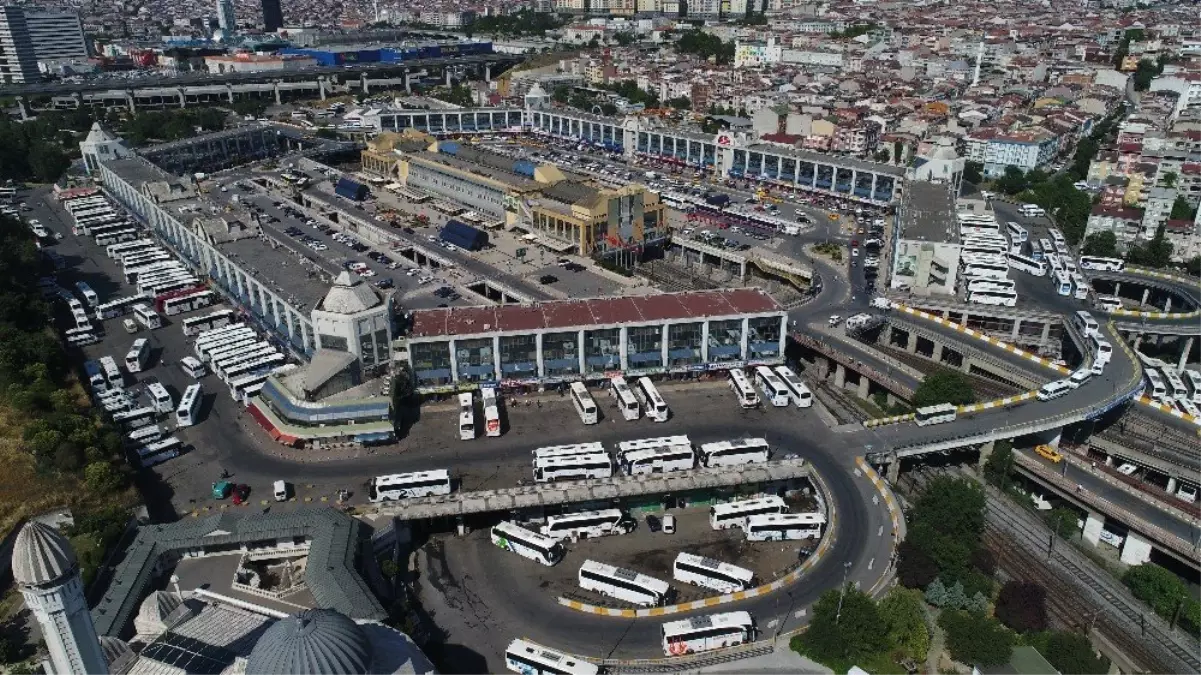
851, 248, 860, 257
828, 315, 842, 327
1117, 463, 1137, 475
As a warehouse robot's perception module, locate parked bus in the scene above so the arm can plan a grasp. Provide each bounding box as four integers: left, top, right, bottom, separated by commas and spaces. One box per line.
773, 366, 812, 408
503, 640, 598, 675
661, 611, 755, 657
1161, 367, 1190, 402
1006, 221, 1028, 244
229, 371, 274, 402
1094, 295, 1122, 312
915, 402, 957, 426
541, 509, 635, 541
478, 386, 502, 436
673, 553, 754, 594
160, 290, 215, 316
1070, 272, 1089, 300
744, 513, 825, 541
368, 469, 453, 502
697, 438, 771, 468
1049, 270, 1071, 296
95, 228, 140, 247
124, 261, 182, 284
132, 303, 162, 330
124, 338, 150, 373
1008, 252, 1047, 276
214, 346, 278, 379
728, 369, 760, 408
616, 436, 695, 475
99, 356, 123, 388
457, 392, 475, 440
174, 383, 202, 426
610, 375, 642, 421
106, 239, 155, 260
709, 496, 788, 530
578, 559, 670, 607
182, 309, 235, 337
753, 366, 790, 407
65, 328, 99, 347
95, 295, 144, 320
569, 381, 598, 425
1143, 368, 1168, 402
145, 382, 173, 414
962, 263, 1009, 281
969, 289, 1018, 307
968, 278, 1016, 293
1078, 256, 1124, 272
176, 356, 205, 380
135, 437, 183, 469
204, 338, 263, 368
634, 377, 669, 422
491, 521, 565, 567
112, 406, 156, 430
194, 326, 255, 359
1182, 369, 1201, 405
125, 424, 163, 448
74, 282, 99, 308
533, 444, 613, 483
1073, 311, 1100, 339
221, 354, 285, 383
198, 334, 257, 362
120, 251, 170, 270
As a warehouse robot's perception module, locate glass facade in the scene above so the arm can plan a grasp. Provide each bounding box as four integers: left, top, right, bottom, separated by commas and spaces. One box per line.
499, 334, 538, 377
707, 319, 744, 362
541, 331, 580, 377
412, 341, 452, 387
584, 328, 621, 373
626, 325, 664, 368
667, 322, 704, 367
455, 338, 496, 383
747, 317, 782, 360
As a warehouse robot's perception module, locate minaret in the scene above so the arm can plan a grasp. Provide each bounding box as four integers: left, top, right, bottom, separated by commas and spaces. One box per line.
971, 40, 984, 88
12, 522, 108, 675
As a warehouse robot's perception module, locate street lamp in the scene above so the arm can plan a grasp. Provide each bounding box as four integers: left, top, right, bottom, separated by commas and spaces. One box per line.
834, 561, 853, 624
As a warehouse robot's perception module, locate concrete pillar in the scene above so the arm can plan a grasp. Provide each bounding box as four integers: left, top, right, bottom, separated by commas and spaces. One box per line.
577, 330, 586, 377
886, 392, 898, 406
456, 516, 468, 536
1010, 318, 1022, 342
448, 339, 460, 384
125, 91, 136, 113
1082, 511, 1104, 546
1113, 281, 1121, 296
977, 440, 995, 468
857, 375, 870, 399
816, 356, 830, 379
1041, 321, 1052, 343
13, 96, 27, 120
1046, 428, 1062, 449
959, 357, 973, 374
274, 83, 282, 106
1141, 287, 1150, 307
905, 332, 917, 354
932, 342, 944, 362
886, 460, 900, 484
404, 71, 412, 94
445, 69, 453, 87
834, 363, 846, 388
361, 73, 369, 94
1105, 455, 1113, 466
1164, 296, 1172, 313
618, 327, 629, 372
1119, 532, 1152, 565
485, 63, 492, 82
227, 85, 235, 103
1180, 337, 1194, 371
535, 333, 546, 378
1167, 476, 1178, 493
493, 336, 502, 383
178, 89, 186, 108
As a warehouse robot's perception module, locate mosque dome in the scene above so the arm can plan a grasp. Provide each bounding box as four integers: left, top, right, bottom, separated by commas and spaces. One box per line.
246, 609, 372, 675
12, 522, 76, 587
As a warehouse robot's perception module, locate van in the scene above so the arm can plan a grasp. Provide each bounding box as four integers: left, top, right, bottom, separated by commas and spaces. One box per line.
123, 318, 138, 334
1037, 380, 1072, 401
274, 480, 290, 502
1089, 359, 1106, 376
1066, 369, 1091, 389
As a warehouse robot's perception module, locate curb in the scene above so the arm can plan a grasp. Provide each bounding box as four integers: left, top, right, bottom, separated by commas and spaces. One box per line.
895, 304, 1070, 375
855, 457, 904, 599
1134, 395, 1201, 428
559, 473, 839, 618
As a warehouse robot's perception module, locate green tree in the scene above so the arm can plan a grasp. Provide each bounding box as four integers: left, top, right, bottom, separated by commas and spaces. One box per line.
983, 439, 1014, 489
907, 476, 986, 578
912, 369, 976, 408
1132, 58, 1157, 91
1161, 171, 1178, 188
924, 577, 949, 607
614, 31, 636, 46
1029, 631, 1110, 675
1170, 195, 1196, 221
1082, 231, 1119, 258
945, 580, 969, 610
666, 96, 691, 110
1126, 224, 1174, 269
1045, 507, 1078, 540
995, 581, 1048, 633
995, 165, 1029, 195
939, 610, 1015, 667
873, 149, 891, 163
84, 461, 122, 493
893, 140, 904, 165
1187, 255, 1200, 277
1122, 563, 1195, 629
897, 539, 939, 588
963, 161, 983, 185
879, 587, 930, 660
792, 584, 888, 664
552, 85, 570, 104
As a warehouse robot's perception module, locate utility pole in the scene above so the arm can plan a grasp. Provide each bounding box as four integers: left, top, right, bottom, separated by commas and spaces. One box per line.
834, 562, 853, 624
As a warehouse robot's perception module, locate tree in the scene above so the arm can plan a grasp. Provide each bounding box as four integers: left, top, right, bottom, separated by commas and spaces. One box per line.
907, 476, 986, 578
913, 369, 976, 408
995, 165, 1030, 195
666, 96, 691, 110
995, 581, 1048, 632
963, 161, 983, 186
879, 587, 930, 660
1045, 507, 1078, 540
1170, 195, 1196, 221
552, 85, 570, 104
893, 140, 904, 165
924, 577, 949, 606
966, 591, 990, 613
614, 31, 636, 46
939, 610, 1015, 667
983, 439, 1014, 489
792, 585, 888, 664
945, 581, 969, 610
84, 461, 122, 493
970, 547, 996, 576
1122, 563, 1193, 622
1132, 58, 1157, 91
1187, 256, 1200, 277
897, 540, 939, 588
1082, 231, 1119, 258
1030, 631, 1109, 675
1161, 171, 1178, 188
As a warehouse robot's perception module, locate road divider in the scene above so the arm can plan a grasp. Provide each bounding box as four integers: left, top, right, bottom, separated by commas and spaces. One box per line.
855, 456, 904, 598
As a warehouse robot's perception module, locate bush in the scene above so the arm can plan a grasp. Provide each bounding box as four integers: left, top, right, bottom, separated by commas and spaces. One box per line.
897, 540, 939, 588
912, 369, 976, 408
995, 581, 1048, 633
939, 610, 1015, 667
1028, 631, 1109, 675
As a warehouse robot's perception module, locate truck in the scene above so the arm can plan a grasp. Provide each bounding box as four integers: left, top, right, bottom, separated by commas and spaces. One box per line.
704, 192, 731, 208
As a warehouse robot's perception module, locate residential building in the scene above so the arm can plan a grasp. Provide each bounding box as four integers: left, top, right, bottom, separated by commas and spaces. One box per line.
1142, 186, 1177, 239
262, 0, 283, 31
216, 0, 236, 32
734, 38, 782, 68
0, 6, 40, 84
1084, 206, 1144, 246
0, 6, 88, 83
964, 129, 1059, 177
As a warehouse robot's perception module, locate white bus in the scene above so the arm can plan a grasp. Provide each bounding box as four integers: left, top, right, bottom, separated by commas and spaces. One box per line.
147, 382, 174, 414
533, 447, 613, 483
229, 371, 273, 402
161, 290, 215, 316
744, 513, 825, 541
698, 438, 771, 468
673, 553, 754, 594
541, 509, 635, 541
1162, 368, 1189, 402
1052, 270, 1073, 296
1006, 221, 1028, 244
661, 611, 755, 657
634, 377, 670, 422
457, 392, 475, 440
1183, 369, 1201, 405
95, 228, 140, 247
616, 436, 695, 475
481, 386, 502, 436
960, 253, 1008, 268
1037, 380, 1073, 401
99, 356, 124, 388
1074, 311, 1100, 339
135, 437, 183, 469
1071, 272, 1089, 300
124, 261, 181, 284
610, 376, 641, 421
504, 640, 598, 675
368, 470, 453, 502
1095, 295, 1122, 312
222, 354, 286, 383
124, 338, 149, 373
180, 356, 207, 379
1144, 369, 1168, 402
968, 278, 1016, 293
1091, 334, 1113, 365
112, 406, 156, 430
139, 276, 198, 299
194, 326, 255, 359
182, 309, 235, 337
969, 289, 1018, 307
962, 240, 1008, 255
709, 496, 788, 530
569, 381, 598, 425
176, 383, 202, 426
125, 425, 163, 447
75, 282, 99, 307
753, 366, 790, 407
214, 347, 278, 379
95, 296, 145, 320
962, 263, 1009, 281
491, 521, 565, 567
131, 304, 162, 330
1008, 252, 1047, 276
915, 402, 957, 426
774, 366, 812, 408
728, 369, 760, 408
205, 338, 263, 367
1078, 256, 1124, 272
121, 251, 170, 270
198, 334, 257, 362
105, 239, 154, 260
578, 559, 670, 607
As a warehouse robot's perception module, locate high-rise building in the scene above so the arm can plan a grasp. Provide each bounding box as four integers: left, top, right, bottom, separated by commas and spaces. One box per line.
262, 0, 283, 32
216, 0, 237, 32
12, 522, 109, 675
0, 6, 87, 83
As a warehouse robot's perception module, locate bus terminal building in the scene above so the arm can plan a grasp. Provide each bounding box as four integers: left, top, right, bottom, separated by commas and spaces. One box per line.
401, 288, 787, 393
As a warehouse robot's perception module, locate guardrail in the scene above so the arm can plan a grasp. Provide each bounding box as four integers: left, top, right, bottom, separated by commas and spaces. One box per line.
790, 330, 914, 397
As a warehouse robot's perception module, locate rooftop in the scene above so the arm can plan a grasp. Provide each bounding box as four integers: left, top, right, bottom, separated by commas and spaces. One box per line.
408, 288, 783, 339
900, 181, 957, 243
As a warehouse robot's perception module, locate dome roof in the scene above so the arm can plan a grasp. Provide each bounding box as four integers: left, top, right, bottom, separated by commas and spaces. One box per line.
12, 521, 76, 586
318, 272, 380, 314
246, 610, 371, 675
